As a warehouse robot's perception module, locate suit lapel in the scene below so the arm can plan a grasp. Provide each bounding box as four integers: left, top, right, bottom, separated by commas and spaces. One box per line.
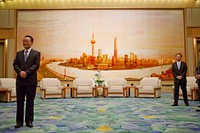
20, 50, 26, 63
174, 62, 178, 70
180, 61, 183, 70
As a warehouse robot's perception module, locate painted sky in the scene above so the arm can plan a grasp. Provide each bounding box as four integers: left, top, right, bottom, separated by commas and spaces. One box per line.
17, 10, 184, 59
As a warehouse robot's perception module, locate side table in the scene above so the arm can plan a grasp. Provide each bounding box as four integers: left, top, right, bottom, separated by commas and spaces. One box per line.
0, 88, 11, 102
64, 86, 75, 98
94, 86, 108, 97
126, 86, 137, 97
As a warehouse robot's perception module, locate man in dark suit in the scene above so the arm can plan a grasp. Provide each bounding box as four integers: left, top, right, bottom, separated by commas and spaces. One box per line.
172, 53, 189, 106
195, 60, 200, 112
13, 35, 40, 128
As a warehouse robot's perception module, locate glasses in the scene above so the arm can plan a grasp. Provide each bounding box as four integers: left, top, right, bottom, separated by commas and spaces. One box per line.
22, 40, 31, 43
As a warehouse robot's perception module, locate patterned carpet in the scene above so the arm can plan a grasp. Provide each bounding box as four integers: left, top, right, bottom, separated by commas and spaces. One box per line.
0, 93, 200, 133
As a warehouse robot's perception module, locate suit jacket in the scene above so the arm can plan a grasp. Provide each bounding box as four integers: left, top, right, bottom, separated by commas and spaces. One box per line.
13, 49, 40, 86
172, 61, 187, 84
195, 60, 200, 84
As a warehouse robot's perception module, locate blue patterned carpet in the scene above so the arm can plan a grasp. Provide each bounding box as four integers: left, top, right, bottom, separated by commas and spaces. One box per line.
0, 93, 200, 133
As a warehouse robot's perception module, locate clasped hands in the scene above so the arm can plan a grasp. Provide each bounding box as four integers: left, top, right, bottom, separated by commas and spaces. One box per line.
20, 71, 27, 78
196, 74, 200, 79
176, 76, 182, 80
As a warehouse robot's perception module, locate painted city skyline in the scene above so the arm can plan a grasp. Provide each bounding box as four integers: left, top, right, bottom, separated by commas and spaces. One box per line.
59, 33, 173, 71
17, 10, 184, 59
16, 10, 184, 79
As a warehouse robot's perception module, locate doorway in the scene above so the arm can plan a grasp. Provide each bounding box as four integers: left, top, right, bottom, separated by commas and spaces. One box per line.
0, 39, 7, 78
197, 39, 200, 62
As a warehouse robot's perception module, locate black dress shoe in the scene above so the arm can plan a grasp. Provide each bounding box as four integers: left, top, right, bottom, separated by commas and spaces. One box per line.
26, 122, 33, 128
171, 104, 178, 106
196, 109, 200, 112
15, 123, 23, 128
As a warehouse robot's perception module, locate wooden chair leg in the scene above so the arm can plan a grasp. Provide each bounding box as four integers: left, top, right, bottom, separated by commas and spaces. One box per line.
123, 88, 125, 97
92, 88, 95, 97
5, 90, 9, 102
136, 88, 139, 97
72, 88, 75, 98
104, 88, 108, 97
191, 90, 194, 100
75, 89, 77, 98
44, 90, 46, 99
9, 91, 12, 102
134, 88, 137, 97
62, 89, 66, 98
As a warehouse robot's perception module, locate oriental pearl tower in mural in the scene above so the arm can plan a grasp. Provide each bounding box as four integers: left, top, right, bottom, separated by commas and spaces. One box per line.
90, 33, 96, 64
91, 33, 96, 56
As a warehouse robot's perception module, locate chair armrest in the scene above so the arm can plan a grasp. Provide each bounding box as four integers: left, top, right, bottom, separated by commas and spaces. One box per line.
58, 86, 65, 90
89, 85, 95, 88
154, 86, 161, 88
72, 87, 78, 89
40, 87, 46, 90
0, 87, 11, 91
0, 86, 6, 89
104, 85, 110, 89
190, 86, 198, 91
7, 87, 13, 91
153, 86, 161, 90
123, 86, 128, 89
135, 85, 142, 89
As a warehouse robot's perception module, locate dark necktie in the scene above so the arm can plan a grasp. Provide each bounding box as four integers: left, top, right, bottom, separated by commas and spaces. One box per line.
24, 50, 28, 62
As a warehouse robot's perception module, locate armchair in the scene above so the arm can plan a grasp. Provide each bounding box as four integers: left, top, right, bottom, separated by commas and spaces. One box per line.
72, 78, 95, 97
104, 78, 127, 97
172, 76, 198, 100
135, 77, 161, 98
40, 78, 66, 99
0, 78, 16, 102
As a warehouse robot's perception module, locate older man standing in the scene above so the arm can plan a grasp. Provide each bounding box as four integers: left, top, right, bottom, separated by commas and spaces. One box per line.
13, 35, 40, 128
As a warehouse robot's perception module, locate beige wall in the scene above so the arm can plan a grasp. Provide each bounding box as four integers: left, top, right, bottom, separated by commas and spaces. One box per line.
0, 10, 14, 29
187, 8, 200, 27
186, 8, 200, 76
7, 39, 15, 78
0, 10, 15, 78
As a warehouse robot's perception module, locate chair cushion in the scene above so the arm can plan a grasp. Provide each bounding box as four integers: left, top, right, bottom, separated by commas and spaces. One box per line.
77, 86, 92, 90
109, 86, 124, 92
77, 87, 93, 93
107, 78, 126, 86
74, 78, 93, 86
140, 77, 159, 86
139, 89, 155, 93
141, 86, 155, 90
46, 87, 62, 94
41, 78, 60, 87
0, 78, 16, 88
187, 77, 197, 86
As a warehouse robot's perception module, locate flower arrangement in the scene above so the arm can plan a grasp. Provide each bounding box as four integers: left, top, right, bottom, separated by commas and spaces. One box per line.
94, 70, 105, 86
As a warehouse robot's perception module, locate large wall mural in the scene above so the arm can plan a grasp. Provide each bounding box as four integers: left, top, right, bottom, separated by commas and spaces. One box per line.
17, 10, 184, 80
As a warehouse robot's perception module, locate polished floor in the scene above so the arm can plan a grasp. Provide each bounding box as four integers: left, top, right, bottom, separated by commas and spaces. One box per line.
0, 93, 200, 133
